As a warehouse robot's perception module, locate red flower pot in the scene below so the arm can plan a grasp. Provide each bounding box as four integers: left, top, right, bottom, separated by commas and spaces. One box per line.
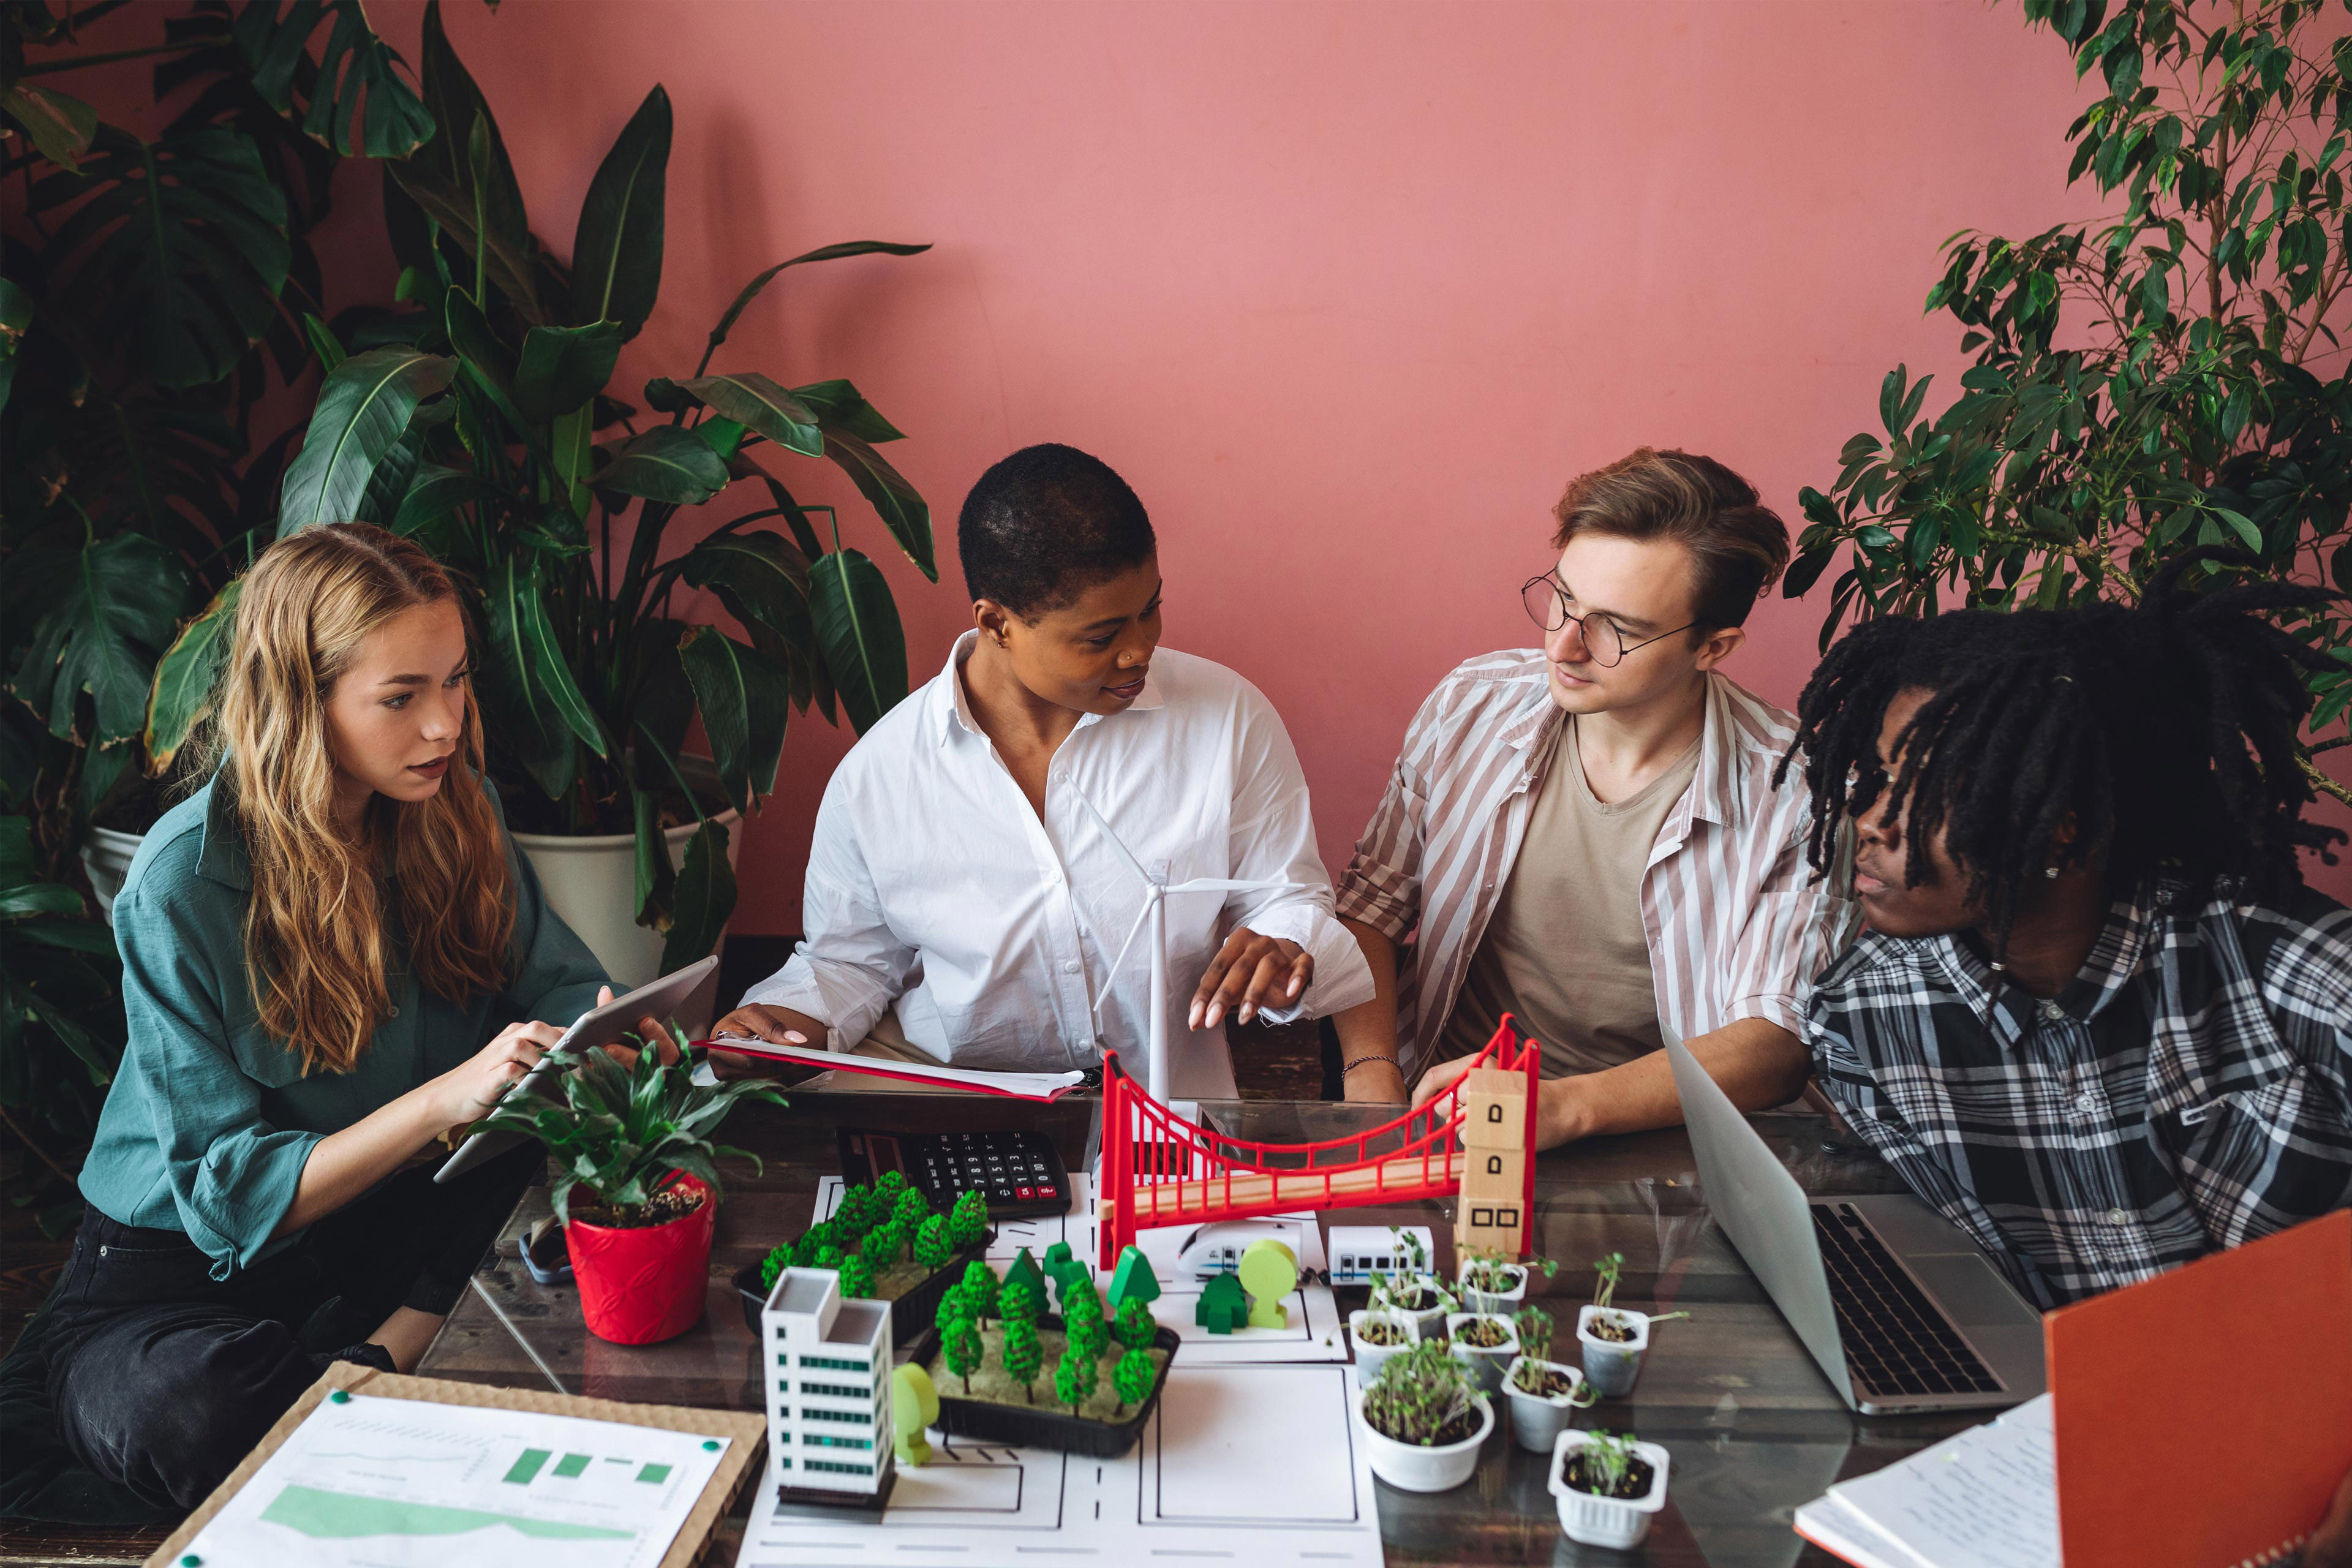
565, 1174, 716, 1344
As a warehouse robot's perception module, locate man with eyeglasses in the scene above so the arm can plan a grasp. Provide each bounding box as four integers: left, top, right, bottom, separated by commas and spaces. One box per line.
1329, 447, 1856, 1147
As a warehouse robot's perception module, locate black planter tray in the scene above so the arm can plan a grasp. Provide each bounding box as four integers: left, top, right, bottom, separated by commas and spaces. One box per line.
733, 1230, 994, 1348
907, 1314, 1182, 1458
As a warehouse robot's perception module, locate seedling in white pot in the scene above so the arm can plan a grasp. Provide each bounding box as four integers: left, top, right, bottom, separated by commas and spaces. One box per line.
1501, 1305, 1597, 1453
1357, 1339, 1494, 1493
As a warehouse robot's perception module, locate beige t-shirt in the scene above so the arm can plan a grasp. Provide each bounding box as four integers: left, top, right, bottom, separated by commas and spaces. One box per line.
1439, 715, 1700, 1076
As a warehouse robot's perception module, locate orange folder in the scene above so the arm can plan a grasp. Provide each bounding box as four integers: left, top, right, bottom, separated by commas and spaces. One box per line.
2047, 1207, 2352, 1568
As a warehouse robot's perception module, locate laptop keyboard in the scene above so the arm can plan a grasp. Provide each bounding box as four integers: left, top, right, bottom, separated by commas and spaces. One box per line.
1811, 1204, 2003, 1398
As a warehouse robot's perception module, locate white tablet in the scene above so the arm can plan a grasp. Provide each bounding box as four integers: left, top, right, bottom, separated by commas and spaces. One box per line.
432, 955, 720, 1183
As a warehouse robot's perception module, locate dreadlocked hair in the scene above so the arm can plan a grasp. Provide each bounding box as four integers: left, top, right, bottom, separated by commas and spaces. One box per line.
1774, 548, 2345, 959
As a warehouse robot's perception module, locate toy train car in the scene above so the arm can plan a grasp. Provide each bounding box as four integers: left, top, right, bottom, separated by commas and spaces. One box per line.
1325, 1225, 1438, 1286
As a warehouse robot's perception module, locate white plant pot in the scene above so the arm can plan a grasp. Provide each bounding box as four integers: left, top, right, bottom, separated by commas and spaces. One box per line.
1348, 1310, 1417, 1385
1444, 1311, 1519, 1394
1386, 1277, 1452, 1340
1457, 1261, 1527, 1316
1548, 1430, 1671, 1548
1501, 1355, 1588, 1453
1577, 1305, 1650, 1397
513, 810, 741, 988
1359, 1390, 1493, 1493
80, 826, 145, 925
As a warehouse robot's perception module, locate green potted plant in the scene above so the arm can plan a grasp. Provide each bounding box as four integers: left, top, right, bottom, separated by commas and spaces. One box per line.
1548, 1428, 1672, 1549
1457, 1245, 1556, 1314
249, 0, 937, 984
478, 1021, 785, 1343
1442, 1305, 1520, 1395
1357, 1338, 1493, 1493
1501, 1305, 1596, 1454
1576, 1252, 1687, 1396
1783, 0, 2348, 808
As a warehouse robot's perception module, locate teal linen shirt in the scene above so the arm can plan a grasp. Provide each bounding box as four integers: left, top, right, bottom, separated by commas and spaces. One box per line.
78, 779, 609, 1279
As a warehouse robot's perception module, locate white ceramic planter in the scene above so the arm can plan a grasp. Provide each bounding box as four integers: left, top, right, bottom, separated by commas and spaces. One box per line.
1349, 1310, 1418, 1385
1445, 1311, 1520, 1394
1387, 1278, 1453, 1340
1457, 1261, 1527, 1316
1577, 1305, 1650, 1397
1501, 1356, 1588, 1453
1548, 1430, 1671, 1548
1359, 1391, 1493, 1493
80, 826, 145, 925
513, 810, 740, 988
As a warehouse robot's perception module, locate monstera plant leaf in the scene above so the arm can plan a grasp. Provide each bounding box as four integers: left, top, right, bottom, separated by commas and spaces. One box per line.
30, 127, 291, 389
9, 533, 192, 750
233, 0, 436, 158
280, 347, 456, 533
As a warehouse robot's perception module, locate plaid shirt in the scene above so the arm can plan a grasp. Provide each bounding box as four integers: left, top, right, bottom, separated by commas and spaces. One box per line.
1806, 883, 2352, 1309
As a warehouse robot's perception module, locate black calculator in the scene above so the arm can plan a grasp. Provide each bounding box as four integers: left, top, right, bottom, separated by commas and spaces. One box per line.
836, 1126, 1072, 1219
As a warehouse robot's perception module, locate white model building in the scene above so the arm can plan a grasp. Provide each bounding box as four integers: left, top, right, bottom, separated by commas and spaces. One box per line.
763, 1267, 895, 1497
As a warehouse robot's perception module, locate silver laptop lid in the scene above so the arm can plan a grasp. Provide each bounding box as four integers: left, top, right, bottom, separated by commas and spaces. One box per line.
1660, 1025, 1855, 1406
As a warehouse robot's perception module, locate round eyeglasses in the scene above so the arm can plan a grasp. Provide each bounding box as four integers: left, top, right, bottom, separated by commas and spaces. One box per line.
1520, 575, 1695, 667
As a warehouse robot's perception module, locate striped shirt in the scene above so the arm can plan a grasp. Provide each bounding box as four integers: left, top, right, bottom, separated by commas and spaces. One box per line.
1335, 652, 1857, 1077
1807, 883, 2352, 1308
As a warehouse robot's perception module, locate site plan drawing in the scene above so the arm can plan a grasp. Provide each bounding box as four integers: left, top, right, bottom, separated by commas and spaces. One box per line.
186, 1392, 732, 1568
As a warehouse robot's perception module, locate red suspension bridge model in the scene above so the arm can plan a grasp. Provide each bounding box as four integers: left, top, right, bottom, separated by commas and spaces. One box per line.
1095, 1019, 1542, 1270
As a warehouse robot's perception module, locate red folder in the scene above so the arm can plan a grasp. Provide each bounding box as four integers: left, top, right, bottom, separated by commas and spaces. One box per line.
2047, 1207, 2352, 1568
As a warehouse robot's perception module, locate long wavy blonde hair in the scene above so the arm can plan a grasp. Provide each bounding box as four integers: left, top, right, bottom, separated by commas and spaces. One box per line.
198, 524, 514, 1075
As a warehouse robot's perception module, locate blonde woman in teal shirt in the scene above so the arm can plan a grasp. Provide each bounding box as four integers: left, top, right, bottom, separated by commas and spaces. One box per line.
44, 524, 612, 1510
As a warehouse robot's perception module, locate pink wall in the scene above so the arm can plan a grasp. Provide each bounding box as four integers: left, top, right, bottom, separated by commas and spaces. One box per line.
67, 0, 2352, 909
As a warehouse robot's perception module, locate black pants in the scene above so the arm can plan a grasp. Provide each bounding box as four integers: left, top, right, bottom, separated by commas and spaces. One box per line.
43, 1142, 538, 1510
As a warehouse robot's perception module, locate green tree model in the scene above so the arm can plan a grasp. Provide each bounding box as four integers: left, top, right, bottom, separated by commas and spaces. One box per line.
948, 1190, 990, 1247
1000, 1312, 1044, 1403
1114, 1297, 1157, 1354
892, 1186, 930, 1229
940, 1303, 984, 1395
1054, 1343, 1098, 1415
1004, 1247, 1048, 1304
837, 1184, 881, 1236
1060, 1276, 1106, 1355
959, 1259, 1001, 1321
1107, 1246, 1162, 1312
913, 1214, 956, 1273
813, 1243, 846, 1270
862, 1222, 903, 1270
1194, 1272, 1248, 1334
934, 1284, 968, 1339
835, 1252, 875, 1300
1112, 1347, 1156, 1415
998, 1280, 1040, 1328
877, 1169, 910, 1199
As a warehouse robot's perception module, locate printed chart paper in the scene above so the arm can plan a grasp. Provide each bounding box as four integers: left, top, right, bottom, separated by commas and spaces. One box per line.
1794, 1395, 2057, 1568
734, 1362, 1382, 1568
187, 1392, 731, 1568
814, 1175, 1348, 1364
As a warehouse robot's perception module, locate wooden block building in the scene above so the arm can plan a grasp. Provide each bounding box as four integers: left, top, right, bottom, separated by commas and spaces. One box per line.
1456, 1066, 1530, 1257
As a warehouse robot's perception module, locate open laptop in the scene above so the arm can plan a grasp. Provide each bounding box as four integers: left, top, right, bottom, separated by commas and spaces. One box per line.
1662, 1025, 2046, 1414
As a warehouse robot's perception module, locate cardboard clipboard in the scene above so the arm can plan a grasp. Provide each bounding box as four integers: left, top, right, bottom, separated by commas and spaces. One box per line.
2047, 1207, 2352, 1568
143, 1366, 766, 1568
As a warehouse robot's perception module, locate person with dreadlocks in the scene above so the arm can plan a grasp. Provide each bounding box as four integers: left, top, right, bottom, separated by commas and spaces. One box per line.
1782, 551, 2351, 1313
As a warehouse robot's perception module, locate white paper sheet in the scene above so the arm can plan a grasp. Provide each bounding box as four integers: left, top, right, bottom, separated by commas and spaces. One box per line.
704, 1036, 1086, 1099
734, 1362, 1382, 1568
1794, 1395, 2057, 1568
187, 1392, 733, 1568
813, 1174, 1348, 1364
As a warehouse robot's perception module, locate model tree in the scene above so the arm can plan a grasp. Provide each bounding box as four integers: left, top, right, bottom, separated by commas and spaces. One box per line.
959, 1259, 1000, 1322
1060, 1275, 1106, 1352
1004, 1247, 1048, 1305
892, 1185, 930, 1230
1194, 1272, 1248, 1334
1041, 1242, 1085, 1311
876, 1169, 910, 1199
1112, 1347, 1156, 1416
1114, 1296, 1157, 1354
948, 1190, 990, 1248
892, 1365, 941, 1466
1054, 1343, 1098, 1415
862, 1221, 903, 1270
1107, 1246, 1161, 1313
1000, 1306, 1044, 1403
940, 1298, 984, 1395
913, 1214, 956, 1273
835, 1252, 875, 1300
934, 1283, 968, 1338
813, 1242, 846, 1270
1237, 1238, 1297, 1330
837, 1183, 881, 1235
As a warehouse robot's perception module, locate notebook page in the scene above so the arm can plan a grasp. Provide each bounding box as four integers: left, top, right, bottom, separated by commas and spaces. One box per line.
1816, 1395, 2058, 1568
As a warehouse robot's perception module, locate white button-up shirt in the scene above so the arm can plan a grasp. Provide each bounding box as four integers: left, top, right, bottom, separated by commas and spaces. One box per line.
742, 635, 1374, 1099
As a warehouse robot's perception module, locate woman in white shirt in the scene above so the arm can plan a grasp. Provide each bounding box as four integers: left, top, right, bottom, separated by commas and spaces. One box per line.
713, 443, 1373, 1101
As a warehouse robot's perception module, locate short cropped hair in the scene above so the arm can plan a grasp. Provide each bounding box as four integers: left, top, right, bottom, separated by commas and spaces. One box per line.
1549, 448, 1791, 633
957, 444, 1156, 619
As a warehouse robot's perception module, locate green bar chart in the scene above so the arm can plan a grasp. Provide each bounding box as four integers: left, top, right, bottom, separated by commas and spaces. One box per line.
501, 1449, 551, 1486
552, 1453, 592, 1479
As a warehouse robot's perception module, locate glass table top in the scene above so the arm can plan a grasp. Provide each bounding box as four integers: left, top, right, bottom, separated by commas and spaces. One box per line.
418, 1093, 1999, 1566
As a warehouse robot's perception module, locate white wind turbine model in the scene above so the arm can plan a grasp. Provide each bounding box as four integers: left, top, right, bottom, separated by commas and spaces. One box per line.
1071, 788, 1316, 1112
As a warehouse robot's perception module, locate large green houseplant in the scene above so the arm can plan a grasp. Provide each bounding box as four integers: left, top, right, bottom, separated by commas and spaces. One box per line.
1787, 0, 2351, 804
154, 0, 938, 974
